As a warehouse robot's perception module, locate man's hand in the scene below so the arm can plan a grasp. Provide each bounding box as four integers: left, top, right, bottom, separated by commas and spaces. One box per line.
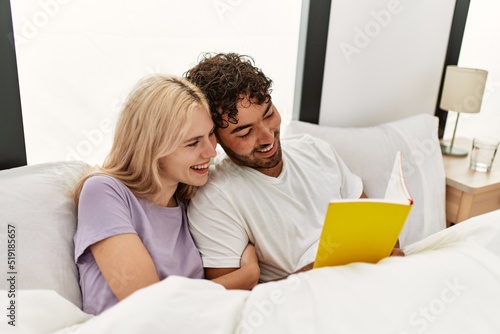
390, 248, 405, 256
294, 262, 314, 273
390, 239, 405, 256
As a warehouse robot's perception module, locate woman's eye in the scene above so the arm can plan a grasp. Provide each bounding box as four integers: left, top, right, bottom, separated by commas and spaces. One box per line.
187, 141, 199, 147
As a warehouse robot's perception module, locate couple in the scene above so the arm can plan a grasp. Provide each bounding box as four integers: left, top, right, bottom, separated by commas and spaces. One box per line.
73, 52, 402, 315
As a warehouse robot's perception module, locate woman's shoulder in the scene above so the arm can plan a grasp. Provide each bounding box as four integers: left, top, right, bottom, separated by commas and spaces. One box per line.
81, 174, 130, 196
84, 173, 120, 187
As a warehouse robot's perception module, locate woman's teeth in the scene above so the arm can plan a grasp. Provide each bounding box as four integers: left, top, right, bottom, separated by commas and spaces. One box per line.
192, 163, 209, 170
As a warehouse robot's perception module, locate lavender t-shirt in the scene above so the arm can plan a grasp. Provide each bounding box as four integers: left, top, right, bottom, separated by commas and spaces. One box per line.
74, 175, 204, 315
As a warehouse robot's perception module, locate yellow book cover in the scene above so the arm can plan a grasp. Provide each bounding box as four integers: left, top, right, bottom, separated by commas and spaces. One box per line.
314, 151, 413, 268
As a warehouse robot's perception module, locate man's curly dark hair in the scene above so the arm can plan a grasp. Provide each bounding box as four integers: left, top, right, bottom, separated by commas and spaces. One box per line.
184, 52, 273, 128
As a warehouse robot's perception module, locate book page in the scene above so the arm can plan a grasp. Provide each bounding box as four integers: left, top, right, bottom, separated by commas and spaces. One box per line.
384, 151, 413, 205
313, 151, 413, 268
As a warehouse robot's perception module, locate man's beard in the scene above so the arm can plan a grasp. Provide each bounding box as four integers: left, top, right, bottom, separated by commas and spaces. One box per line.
220, 137, 282, 171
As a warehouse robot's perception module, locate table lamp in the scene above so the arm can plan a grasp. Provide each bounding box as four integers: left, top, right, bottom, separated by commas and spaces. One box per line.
440, 65, 488, 156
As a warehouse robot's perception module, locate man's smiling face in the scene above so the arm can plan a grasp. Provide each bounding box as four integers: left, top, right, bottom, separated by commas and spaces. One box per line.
215, 96, 283, 177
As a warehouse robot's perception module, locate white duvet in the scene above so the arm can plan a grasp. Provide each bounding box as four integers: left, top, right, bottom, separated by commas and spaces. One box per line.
3, 210, 500, 334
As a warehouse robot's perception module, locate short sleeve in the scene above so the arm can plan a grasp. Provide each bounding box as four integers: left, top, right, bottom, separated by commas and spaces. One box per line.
309, 135, 363, 199
187, 185, 248, 268
332, 148, 364, 199
74, 175, 136, 264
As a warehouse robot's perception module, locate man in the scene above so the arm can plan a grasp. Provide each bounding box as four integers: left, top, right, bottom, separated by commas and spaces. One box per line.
185, 52, 399, 284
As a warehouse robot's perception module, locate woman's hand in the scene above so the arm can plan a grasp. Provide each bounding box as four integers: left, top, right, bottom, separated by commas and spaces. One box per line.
210, 243, 260, 290
241, 243, 260, 288
240, 243, 259, 268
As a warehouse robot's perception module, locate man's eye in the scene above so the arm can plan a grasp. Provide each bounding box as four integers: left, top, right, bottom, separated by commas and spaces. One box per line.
264, 111, 274, 119
239, 130, 252, 138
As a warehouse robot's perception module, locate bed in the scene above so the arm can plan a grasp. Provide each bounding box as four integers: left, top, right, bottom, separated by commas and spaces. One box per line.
1, 114, 500, 333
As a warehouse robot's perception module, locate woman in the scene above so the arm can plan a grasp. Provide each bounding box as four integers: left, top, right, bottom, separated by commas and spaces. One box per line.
73, 74, 259, 315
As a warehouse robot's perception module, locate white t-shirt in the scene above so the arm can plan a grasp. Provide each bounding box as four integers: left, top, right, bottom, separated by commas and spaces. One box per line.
188, 134, 363, 282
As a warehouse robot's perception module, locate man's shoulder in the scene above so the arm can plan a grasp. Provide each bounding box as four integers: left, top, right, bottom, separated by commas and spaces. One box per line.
209, 156, 241, 180
283, 133, 330, 148
193, 158, 242, 196
282, 132, 314, 143
282, 133, 334, 159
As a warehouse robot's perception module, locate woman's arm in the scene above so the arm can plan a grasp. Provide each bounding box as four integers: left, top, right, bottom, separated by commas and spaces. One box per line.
90, 233, 160, 301
208, 244, 260, 290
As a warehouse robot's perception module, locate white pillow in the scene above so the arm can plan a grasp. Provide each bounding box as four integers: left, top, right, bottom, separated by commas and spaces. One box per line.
285, 114, 446, 246
0, 161, 91, 308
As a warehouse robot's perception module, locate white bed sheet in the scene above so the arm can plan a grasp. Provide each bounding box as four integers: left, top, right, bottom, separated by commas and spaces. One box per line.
2, 210, 500, 334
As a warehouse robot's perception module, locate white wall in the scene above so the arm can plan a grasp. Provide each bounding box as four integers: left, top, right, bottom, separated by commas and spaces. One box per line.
12, 0, 498, 166
11, 0, 302, 165
443, 0, 500, 142
319, 0, 456, 127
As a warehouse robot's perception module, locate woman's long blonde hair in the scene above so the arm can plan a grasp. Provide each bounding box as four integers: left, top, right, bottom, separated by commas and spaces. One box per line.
73, 74, 211, 205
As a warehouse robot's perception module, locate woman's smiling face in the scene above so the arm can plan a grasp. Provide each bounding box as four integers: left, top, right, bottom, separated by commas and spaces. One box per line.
158, 106, 217, 188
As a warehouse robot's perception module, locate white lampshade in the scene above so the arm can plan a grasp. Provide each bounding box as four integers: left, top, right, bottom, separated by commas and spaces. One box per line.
440, 66, 488, 113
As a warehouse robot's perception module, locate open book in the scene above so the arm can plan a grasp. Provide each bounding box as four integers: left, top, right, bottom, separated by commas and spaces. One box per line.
313, 151, 413, 268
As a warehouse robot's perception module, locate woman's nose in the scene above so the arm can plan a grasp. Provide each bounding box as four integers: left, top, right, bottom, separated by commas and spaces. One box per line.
202, 137, 217, 158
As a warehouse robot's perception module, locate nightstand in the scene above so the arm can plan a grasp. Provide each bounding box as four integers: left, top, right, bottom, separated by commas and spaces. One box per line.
443, 138, 500, 226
